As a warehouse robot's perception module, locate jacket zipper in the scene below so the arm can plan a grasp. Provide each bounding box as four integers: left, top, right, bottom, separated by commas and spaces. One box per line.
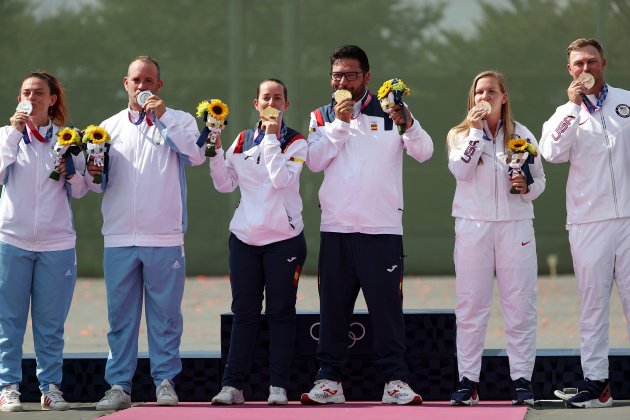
599, 112, 619, 217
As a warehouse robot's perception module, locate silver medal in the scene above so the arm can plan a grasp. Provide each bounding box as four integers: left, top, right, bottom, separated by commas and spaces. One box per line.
16, 100, 33, 115
137, 90, 152, 107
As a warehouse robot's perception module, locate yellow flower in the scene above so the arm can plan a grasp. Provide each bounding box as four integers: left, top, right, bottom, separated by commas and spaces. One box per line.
57, 127, 80, 146
507, 138, 528, 153
377, 80, 393, 100
196, 99, 229, 120
378, 78, 411, 100
82, 125, 111, 144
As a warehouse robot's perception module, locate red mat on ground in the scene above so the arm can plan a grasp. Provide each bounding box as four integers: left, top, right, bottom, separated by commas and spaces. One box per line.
103, 401, 528, 420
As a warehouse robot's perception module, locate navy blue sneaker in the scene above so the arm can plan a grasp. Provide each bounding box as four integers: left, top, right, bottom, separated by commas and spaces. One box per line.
511, 377, 534, 406
560, 378, 613, 408
450, 377, 479, 406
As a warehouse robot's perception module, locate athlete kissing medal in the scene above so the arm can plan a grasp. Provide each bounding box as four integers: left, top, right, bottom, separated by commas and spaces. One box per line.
577, 73, 595, 90
261, 106, 280, 119
334, 89, 352, 103
475, 101, 492, 117
136, 90, 153, 107
16, 99, 33, 115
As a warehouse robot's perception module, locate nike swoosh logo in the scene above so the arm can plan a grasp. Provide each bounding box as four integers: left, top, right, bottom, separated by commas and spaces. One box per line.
521, 241, 531, 246
386, 265, 398, 272
324, 389, 338, 395
287, 257, 297, 262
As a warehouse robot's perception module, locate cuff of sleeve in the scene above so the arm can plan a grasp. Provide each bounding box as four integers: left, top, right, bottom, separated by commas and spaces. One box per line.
66, 172, 84, 185
158, 109, 175, 126
329, 118, 350, 144
469, 128, 485, 140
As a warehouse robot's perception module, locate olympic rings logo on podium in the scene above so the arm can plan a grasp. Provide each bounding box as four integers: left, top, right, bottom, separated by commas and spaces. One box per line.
309, 322, 366, 348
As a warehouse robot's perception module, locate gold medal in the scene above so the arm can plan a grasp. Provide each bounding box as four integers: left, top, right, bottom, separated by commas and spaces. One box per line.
261, 107, 280, 118
334, 89, 352, 103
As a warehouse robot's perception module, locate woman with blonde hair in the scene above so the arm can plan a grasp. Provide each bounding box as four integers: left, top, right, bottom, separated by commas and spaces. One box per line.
446, 71, 545, 407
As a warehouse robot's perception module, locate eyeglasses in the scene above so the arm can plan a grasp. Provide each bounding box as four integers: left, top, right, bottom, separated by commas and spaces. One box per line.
330, 71, 362, 81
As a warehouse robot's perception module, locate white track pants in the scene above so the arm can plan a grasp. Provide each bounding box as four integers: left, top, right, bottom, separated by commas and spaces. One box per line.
454, 218, 537, 382
568, 218, 630, 380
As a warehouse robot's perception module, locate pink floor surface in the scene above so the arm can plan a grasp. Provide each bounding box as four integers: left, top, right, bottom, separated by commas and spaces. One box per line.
103, 401, 527, 420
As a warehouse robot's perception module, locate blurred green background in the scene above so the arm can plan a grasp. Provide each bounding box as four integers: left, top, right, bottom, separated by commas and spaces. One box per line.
2, 0, 629, 277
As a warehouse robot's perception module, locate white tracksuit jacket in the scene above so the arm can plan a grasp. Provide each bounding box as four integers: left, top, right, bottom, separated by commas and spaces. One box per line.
0, 123, 88, 251
449, 122, 545, 220
540, 84, 630, 380
209, 129, 307, 246
88, 108, 205, 247
306, 92, 434, 235
540, 85, 630, 225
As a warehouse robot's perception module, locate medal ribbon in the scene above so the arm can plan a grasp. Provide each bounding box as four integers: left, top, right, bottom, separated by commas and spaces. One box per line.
351, 92, 372, 119
128, 110, 155, 126
582, 83, 608, 114
22, 122, 53, 144
254, 120, 286, 145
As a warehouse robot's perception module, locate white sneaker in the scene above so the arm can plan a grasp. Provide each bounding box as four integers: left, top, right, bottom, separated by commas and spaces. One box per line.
156, 379, 178, 406
41, 384, 70, 411
211, 386, 245, 405
268, 386, 288, 405
300, 379, 345, 404
0, 385, 22, 412
382, 380, 422, 405
95, 385, 132, 411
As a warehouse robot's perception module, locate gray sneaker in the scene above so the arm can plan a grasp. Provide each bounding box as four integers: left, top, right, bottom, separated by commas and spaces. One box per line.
41, 384, 70, 411
156, 379, 178, 406
268, 386, 288, 405
95, 385, 131, 411
211, 386, 245, 405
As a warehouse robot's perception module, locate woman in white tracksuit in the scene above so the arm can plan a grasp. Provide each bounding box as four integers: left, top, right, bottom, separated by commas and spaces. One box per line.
446, 71, 545, 407
209, 79, 307, 405
0, 71, 88, 412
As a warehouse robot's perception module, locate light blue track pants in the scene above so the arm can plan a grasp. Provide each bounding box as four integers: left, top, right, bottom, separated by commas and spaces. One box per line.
0, 242, 76, 393
103, 246, 185, 393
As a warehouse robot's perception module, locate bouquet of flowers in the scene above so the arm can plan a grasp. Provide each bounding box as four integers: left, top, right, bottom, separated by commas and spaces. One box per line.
506, 138, 538, 194
82, 125, 111, 184
49, 127, 82, 181
196, 99, 229, 157
377, 78, 411, 134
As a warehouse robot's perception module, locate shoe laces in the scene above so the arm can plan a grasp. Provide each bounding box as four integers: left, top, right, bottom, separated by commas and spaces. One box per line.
314, 379, 337, 388
270, 386, 286, 395
45, 387, 65, 403
388, 380, 410, 389
104, 387, 125, 400
2, 387, 20, 403
157, 382, 176, 399
458, 377, 476, 392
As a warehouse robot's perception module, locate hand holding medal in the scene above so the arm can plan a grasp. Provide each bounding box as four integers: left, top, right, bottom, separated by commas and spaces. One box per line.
82, 125, 111, 184
377, 78, 411, 134
195, 99, 229, 157
260, 106, 281, 136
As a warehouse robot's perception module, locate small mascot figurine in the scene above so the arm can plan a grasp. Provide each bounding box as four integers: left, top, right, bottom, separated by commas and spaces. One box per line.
196, 99, 229, 157
50, 127, 82, 181
82, 125, 111, 184
506, 138, 538, 194
377, 78, 411, 134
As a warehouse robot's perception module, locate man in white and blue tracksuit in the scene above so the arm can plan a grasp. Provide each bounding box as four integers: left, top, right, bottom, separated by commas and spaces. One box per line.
88, 56, 205, 411
300, 45, 434, 405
